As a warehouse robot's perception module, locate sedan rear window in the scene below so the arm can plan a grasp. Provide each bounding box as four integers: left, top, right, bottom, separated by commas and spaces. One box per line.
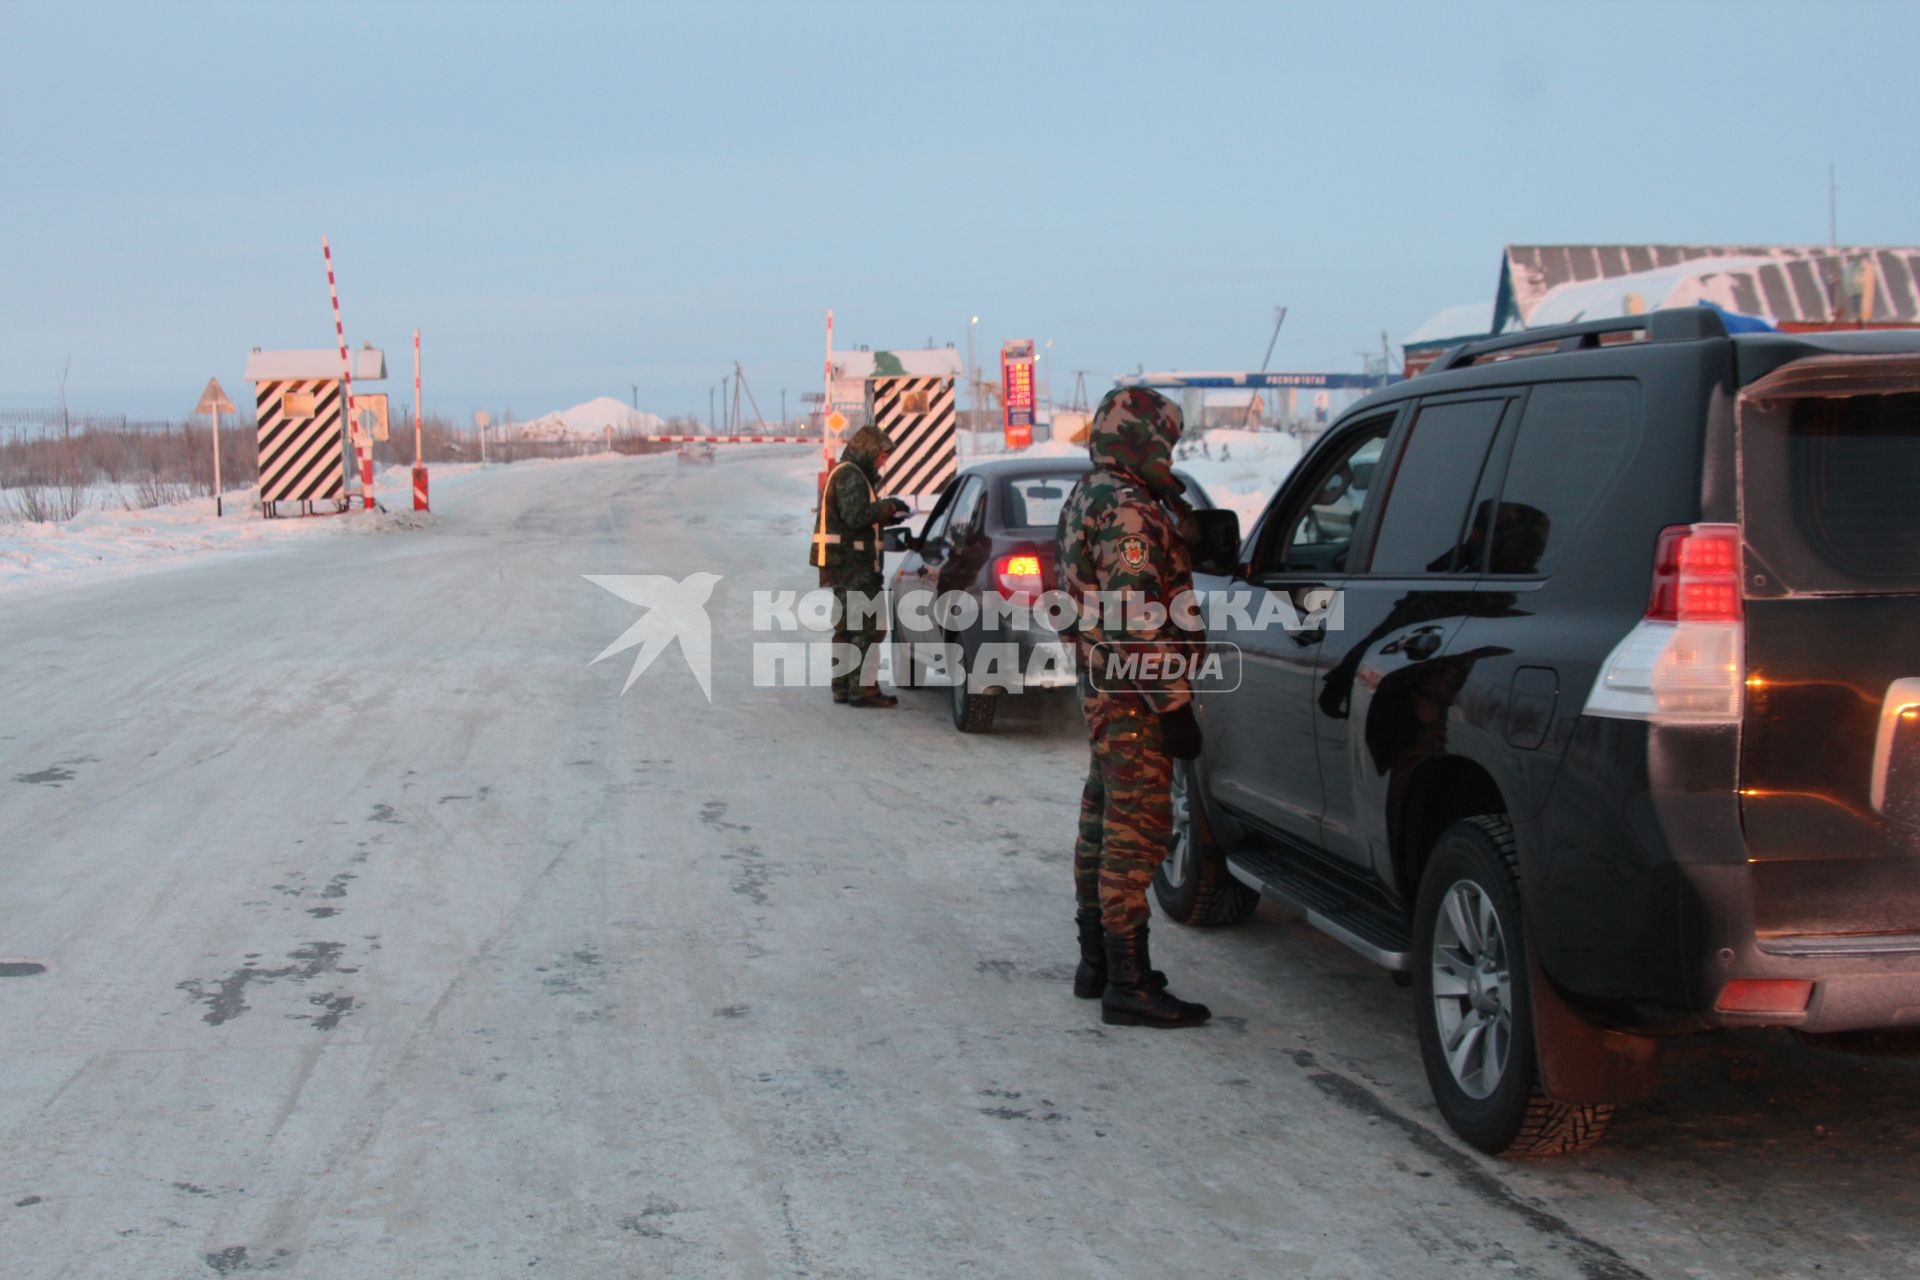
1003, 476, 1075, 529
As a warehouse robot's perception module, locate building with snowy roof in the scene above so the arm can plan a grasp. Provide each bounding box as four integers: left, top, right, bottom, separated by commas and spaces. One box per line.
1495, 244, 1920, 333
1401, 302, 1498, 377
1402, 245, 1920, 376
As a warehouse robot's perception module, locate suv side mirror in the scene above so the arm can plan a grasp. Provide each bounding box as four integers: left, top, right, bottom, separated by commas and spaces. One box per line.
884, 526, 916, 554
1191, 509, 1241, 576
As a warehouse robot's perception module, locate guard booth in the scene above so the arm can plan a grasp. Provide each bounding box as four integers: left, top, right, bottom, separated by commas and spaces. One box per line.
243, 347, 386, 516
829, 347, 962, 497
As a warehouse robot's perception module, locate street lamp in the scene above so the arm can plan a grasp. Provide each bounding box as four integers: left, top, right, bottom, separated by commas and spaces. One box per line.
968, 316, 980, 437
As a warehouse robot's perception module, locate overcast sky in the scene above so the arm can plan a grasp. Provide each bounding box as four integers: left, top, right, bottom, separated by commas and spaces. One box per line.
3, 0, 1916, 423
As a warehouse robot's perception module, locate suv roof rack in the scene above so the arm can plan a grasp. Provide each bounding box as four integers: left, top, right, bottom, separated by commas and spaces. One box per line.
1428, 306, 1729, 374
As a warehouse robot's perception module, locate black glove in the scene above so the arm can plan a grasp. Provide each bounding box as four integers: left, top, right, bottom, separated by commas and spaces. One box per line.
1158, 704, 1202, 760
888, 498, 912, 523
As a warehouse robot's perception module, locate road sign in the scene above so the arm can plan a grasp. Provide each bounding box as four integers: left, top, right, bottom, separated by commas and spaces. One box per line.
474, 411, 492, 429
198, 376, 235, 518
356, 393, 390, 442
825, 410, 849, 433
195, 377, 235, 417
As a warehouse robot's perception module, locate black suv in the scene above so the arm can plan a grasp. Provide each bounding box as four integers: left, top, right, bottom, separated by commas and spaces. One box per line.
1160, 308, 1920, 1155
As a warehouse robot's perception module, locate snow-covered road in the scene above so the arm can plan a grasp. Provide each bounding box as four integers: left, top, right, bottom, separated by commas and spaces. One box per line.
3, 451, 1917, 1279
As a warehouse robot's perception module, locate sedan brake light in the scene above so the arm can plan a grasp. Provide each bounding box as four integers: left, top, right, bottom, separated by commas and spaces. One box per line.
995, 553, 1044, 604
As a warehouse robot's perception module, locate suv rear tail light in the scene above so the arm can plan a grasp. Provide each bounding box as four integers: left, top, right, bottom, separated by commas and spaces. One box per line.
1714, 979, 1813, 1015
995, 553, 1044, 605
1585, 524, 1745, 723
1647, 524, 1742, 622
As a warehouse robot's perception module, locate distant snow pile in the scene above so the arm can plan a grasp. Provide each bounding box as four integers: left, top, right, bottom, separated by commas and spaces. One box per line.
518, 396, 666, 441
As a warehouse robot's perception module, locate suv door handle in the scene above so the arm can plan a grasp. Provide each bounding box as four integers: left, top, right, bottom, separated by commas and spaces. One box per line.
1401, 626, 1444, 661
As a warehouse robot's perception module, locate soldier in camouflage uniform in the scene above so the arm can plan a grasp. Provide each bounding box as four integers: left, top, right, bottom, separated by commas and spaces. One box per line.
1055, 387, 1211, 1028
811, 424, 911, 707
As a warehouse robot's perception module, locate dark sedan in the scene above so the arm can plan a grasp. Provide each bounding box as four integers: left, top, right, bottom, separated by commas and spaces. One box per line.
887, 455, 1212, 732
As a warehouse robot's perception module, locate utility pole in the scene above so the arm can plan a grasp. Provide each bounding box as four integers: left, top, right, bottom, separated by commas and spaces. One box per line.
709, 384, 716, 431
732, 362, 771, 431
1242, 306, 1287, 429
631, 383, 638, 410
1070, 371, 1091, 413
1829, 162, 1838, 248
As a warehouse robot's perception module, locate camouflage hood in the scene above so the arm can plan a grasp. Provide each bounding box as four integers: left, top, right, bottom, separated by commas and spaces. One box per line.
1087, 386, 1182, 500
841, 424, 896, 478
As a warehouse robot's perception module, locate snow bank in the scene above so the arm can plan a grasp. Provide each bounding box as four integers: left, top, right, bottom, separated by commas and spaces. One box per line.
0, 462, 487, 595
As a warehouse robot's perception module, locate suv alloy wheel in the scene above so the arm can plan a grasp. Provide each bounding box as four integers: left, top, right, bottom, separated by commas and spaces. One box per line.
1411, 816, 1613, 1155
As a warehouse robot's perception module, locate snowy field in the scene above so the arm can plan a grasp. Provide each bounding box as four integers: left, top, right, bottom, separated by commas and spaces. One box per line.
4, 460, 520, 594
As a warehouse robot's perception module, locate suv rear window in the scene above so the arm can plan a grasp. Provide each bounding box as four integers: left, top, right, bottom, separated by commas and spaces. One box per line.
1790, 393, 1920, 582
1742, 388, 1920, 594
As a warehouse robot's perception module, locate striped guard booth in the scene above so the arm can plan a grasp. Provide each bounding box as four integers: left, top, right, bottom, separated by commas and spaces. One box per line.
244, 348, 387, 514
872, 374, 956, 497
255, 378, 346, 506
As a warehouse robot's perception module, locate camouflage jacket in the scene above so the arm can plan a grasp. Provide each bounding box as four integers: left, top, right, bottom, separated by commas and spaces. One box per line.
1056, 468, 1196, 713
1056, 387, 1196, 714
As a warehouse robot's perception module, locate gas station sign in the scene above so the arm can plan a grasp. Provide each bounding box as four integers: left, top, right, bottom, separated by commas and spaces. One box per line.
1001, 339, 1035, 449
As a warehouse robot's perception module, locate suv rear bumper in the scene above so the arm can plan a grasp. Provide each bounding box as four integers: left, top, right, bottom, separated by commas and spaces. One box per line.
1680, 862, 1920, 1034
1532, 715, 1920, 1034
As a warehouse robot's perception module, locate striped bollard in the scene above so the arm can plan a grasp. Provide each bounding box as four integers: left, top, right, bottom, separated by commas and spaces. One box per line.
413, 465, 430, 512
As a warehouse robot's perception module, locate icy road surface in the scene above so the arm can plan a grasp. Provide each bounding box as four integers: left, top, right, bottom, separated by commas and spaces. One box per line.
3, 450, 1918, 1279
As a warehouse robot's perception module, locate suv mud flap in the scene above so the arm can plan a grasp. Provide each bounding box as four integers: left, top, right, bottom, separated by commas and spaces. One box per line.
1528, 944, 1661, 1106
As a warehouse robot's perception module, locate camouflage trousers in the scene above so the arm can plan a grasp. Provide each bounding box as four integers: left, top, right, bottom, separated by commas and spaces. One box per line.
820, 568, 887, 696
1074, 694, 1174, 933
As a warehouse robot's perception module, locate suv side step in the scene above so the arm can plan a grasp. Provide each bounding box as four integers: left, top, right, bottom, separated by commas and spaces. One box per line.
1225, 846, 1413, 971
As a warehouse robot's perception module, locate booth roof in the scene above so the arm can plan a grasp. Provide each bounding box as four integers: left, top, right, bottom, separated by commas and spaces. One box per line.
831, 348, 963, 380
244, 348, 387, 382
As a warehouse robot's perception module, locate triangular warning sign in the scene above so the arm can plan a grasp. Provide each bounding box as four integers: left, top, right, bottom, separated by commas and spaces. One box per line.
196, 377, 236, 416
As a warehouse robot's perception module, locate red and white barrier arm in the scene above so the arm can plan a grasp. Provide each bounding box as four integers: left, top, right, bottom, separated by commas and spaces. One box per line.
655, 436, 815, 444
323, 236, 374, 510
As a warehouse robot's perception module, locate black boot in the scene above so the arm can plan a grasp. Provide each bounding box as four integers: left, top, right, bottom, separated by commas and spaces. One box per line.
1100, 925, 1210, 1028
1072, 910, 1167, 999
